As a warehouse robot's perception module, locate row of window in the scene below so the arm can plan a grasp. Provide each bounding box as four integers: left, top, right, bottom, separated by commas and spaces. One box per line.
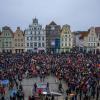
64, 34, 71, 37
2, 38, 12, 41
17, 34, 24, 37
88, 37, 96, 42
4, 42, 12, 44
88, 43, 97, 47
27, 31, 43, 35
27, 36, 45, 41
62, 43, 71, 47
64, 31, 70, 34
62, 38, 72, 41
2, 42, 24, 47
15, 39, 23, 42
29, 27, 41, 31
15, 43, 24, 47
4, 33, 10, 36
27, 42, 45, 47
2, 49, 12, 53
3, 42, 12, 47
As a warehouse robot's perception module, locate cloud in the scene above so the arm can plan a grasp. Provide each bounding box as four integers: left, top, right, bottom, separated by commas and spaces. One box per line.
0, 0, 100, 31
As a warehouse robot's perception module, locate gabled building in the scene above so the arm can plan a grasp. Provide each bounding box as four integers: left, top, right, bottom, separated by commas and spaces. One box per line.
45, 21, 61, 53
77, 27, 98, 53
78, 31, 89, 52
25, 18, 46, 53
60, 24, 73, 52
0, 31, 2, 52
73, 31, 82, 47
95, 27, 100, 53
0, 26, 14, 53
13, 27, 25, 53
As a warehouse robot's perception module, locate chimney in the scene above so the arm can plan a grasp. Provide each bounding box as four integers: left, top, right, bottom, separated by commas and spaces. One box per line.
17, 27, 20, 30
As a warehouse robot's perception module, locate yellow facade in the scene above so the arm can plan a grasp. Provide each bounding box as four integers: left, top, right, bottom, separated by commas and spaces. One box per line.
60, 25, 73, 52
13, 27, 25, 53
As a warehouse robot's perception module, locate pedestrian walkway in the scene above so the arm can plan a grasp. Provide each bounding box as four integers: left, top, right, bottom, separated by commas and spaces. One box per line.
22, 75, 67, 100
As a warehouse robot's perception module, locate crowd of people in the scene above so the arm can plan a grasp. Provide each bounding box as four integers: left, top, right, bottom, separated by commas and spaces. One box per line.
0, 51, 100, 100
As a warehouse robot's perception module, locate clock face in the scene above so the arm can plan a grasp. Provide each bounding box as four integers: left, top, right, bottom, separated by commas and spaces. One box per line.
51, 26, 55, 30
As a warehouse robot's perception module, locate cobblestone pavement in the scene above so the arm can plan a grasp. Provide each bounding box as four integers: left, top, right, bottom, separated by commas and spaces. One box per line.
2, 75, 100, 100
22, 75, 67, 100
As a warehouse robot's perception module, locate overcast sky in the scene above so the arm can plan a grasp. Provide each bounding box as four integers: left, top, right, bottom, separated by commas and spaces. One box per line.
0, 0, 100, 31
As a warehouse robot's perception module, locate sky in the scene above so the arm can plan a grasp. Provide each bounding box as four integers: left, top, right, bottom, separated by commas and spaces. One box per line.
0, 0, 100, 31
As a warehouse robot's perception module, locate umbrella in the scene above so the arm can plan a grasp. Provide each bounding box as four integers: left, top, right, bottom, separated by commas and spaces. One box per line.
69, 93, 76, 97
1, 80, 9, 85
43, 91, 48, 95
45, 92, 62, 96
48, 92, 62, 100
9, 89, 17, 97
50, 92, 62, 96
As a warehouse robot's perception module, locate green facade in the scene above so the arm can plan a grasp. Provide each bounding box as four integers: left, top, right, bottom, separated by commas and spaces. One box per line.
0, 26, 13, 52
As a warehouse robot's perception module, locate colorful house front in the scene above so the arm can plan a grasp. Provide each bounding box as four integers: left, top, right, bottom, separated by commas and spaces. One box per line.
45, 21, 61, 53
0, 26, 14, 53
13, 27, 25, 53
60, 24, 73, 53
80, 27, 98, 53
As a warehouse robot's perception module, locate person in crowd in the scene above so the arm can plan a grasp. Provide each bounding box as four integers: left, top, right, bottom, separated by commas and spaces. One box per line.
31, 95, 35, 100
96, 84, 100, 100
51, 95, 54, 100
47, 82, 49, 91
58, 82, 63, 92
0, 52, 100, 100
34, 83, 37, 92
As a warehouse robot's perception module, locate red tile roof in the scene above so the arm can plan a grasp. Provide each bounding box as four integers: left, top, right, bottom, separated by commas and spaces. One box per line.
79, 31, 89, 39
95, 27, 100, 33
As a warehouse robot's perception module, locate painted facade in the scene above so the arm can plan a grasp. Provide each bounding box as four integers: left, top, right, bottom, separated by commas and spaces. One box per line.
83, 27, 98, 53
60, 24, 73, 52
95, 27, 100, 53
0, 26, 14, 53
45, 21, 61, 53
13, 27, 25, 53
76, 27, 98, 53
0, 31, 2, 52
25, 18, 46, 53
